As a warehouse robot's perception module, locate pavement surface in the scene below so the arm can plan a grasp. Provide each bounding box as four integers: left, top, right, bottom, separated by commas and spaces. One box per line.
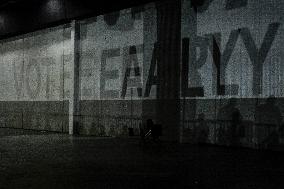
0, 128, 284, 189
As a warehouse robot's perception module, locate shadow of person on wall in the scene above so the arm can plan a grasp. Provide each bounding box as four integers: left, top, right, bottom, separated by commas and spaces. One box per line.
195, 113, 209, 145
217, 98, 243, 146
255, 96, 282, 149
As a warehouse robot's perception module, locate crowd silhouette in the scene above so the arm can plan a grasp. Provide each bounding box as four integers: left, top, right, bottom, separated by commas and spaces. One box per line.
187, 96, 284, 149
217, 98, 243, 146
255, 96, 282, 149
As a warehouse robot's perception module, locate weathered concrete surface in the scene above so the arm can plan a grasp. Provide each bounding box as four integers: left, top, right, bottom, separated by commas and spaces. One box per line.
0, 101, 69, 133
0, 129, 284, 189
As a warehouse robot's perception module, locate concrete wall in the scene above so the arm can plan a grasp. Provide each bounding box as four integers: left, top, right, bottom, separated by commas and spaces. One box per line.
181, 0, 284, 149
0, 24, 72, 132
78, 4, 158, 136
76, 0, 284, 149
181, 0, 284, 98
77, 1, 181, 140
0, 0, 284, 150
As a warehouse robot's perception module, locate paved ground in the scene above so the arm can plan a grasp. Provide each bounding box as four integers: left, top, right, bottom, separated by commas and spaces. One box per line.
0, 128, 284, 189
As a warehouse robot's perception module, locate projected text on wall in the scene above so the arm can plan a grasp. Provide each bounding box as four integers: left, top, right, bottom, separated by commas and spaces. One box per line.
181, 0, 284, 98
80, 6, 157, 100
